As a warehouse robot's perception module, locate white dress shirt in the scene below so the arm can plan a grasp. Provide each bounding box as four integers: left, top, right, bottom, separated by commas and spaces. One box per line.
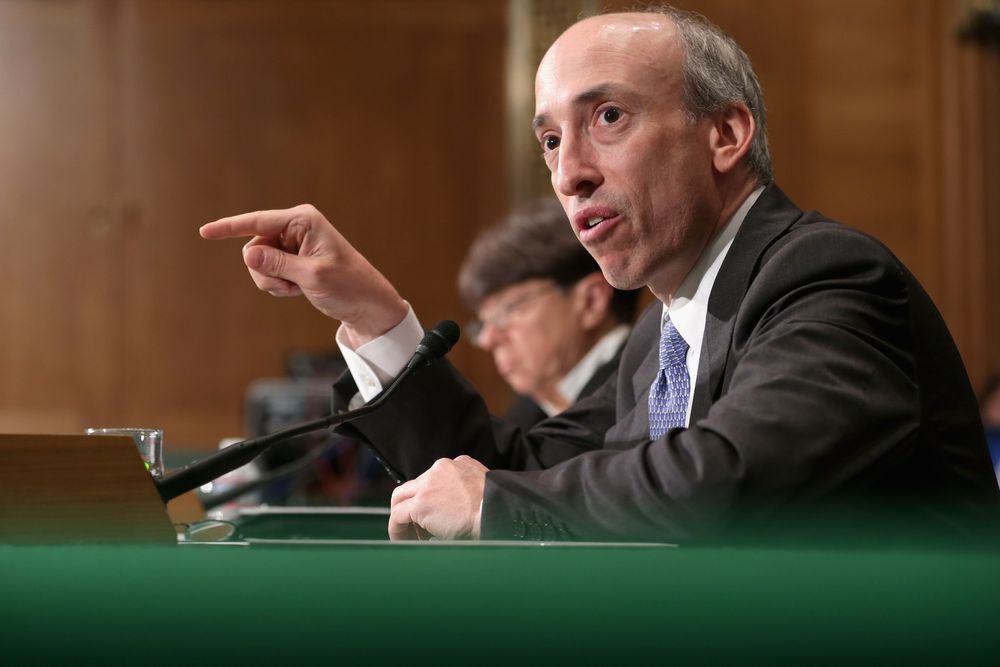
666, 186, 764, 425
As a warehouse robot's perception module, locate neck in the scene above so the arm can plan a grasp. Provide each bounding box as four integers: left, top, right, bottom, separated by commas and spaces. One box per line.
648, 178, 757, 304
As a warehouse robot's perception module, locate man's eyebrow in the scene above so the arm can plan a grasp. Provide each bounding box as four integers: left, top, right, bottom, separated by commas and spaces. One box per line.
531, 113, 549, 132
531, 84, 625, 132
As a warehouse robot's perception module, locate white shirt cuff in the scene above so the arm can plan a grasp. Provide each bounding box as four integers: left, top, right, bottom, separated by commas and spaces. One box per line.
335, 304, 424, 403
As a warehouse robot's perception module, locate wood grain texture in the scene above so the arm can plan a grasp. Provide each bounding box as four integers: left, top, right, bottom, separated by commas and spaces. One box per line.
0, 434, 176, 544
0, 0, 508, 445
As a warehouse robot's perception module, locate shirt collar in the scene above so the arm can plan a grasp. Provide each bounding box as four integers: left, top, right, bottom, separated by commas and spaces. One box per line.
665, 186, 765, 348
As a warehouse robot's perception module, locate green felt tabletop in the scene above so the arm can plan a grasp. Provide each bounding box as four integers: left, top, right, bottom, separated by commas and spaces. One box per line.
1, 541, 997, 664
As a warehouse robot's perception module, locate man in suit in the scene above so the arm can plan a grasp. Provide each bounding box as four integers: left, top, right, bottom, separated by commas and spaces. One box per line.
458, 198, 637, 431
200, 7, 998, 543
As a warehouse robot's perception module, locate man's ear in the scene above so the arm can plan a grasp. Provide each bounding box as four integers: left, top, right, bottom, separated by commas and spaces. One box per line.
709, 102, 754, 175
572, 272, 614, 330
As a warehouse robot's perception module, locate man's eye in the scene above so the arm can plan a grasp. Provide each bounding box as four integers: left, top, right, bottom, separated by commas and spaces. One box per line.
600, 108, 622, 124
543, 135, 560, 151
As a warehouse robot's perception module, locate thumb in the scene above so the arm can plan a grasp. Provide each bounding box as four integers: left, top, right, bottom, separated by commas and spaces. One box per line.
243, 244, 302, 282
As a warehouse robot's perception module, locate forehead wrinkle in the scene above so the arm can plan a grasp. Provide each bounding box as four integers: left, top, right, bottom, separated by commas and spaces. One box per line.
574, 84, 621, 106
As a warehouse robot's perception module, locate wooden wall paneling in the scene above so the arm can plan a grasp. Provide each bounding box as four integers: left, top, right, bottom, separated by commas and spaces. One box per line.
114, 0, 508, 445
0, 0, 118, 433
0, 0, 509, 448
983, 37, 1000, 392
936, 0, 1000, 393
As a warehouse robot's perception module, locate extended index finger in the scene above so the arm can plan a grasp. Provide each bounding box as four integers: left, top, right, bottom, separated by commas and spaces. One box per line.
199, 208, 302, 240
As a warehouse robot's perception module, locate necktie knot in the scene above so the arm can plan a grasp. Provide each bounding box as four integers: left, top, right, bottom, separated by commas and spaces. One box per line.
648, 316, 690, 439
659, 317, 689, 371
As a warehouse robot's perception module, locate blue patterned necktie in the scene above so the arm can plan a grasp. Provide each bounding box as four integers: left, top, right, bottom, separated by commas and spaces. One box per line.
648, 315, 690, 439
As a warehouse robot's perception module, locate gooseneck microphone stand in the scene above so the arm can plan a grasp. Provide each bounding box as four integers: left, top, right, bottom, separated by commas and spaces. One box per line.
154, 321, 460, 503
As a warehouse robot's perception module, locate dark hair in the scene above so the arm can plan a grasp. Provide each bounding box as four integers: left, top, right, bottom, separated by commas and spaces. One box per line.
458, 198, 639, 323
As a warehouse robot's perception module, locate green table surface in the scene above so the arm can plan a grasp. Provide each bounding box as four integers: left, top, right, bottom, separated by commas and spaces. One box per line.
1, 540, 997, 664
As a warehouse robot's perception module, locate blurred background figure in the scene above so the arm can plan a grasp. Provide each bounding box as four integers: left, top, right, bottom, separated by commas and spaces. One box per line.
458, 199, 639, 431
980, 373, 1000, 487
201, 349, 395, 514
243, 349, 395, 505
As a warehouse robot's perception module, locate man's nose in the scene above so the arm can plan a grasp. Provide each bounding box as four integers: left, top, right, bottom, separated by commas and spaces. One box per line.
553, 134, 603, 197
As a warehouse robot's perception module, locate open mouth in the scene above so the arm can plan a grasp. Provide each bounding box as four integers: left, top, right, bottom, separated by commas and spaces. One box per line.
575, 208, 621, 242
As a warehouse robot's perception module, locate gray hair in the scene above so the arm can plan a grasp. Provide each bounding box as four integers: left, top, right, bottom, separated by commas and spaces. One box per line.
641, 4, 773, 184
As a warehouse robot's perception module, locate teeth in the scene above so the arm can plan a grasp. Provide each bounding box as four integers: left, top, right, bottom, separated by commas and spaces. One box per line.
586, 217, 604, 228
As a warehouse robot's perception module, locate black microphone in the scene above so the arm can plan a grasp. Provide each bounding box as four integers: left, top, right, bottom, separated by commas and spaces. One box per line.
154, 320, 460, 503
407, 319, 459, 370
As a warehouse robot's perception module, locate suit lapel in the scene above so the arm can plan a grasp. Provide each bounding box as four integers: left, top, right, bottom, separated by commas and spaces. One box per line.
624, 322, 661, 440
606, 305, 661, 445
689, 184, 804, 423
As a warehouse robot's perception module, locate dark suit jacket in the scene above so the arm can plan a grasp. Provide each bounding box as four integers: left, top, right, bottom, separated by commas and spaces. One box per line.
503, 342, 625, 432
334, 184, 999, 544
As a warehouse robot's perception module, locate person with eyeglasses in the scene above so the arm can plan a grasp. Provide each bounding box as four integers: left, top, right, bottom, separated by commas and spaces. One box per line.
458, 198, 638, 432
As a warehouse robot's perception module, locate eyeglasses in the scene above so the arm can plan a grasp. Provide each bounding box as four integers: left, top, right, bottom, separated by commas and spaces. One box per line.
467, 283, 564, 345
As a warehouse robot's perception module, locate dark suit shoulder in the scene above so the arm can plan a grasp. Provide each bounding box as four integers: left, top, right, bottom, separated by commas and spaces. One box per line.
505, 396, 547, 433
744, 216, 913, 337
764, 214, 906, 276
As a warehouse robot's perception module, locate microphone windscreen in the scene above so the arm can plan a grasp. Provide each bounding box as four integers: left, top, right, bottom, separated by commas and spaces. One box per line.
431, 320, 460, 351
418, 320, 460, 361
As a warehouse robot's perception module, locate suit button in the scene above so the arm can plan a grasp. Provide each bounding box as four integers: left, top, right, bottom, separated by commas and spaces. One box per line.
526, 522, 542, 540
512, 519, 526, 539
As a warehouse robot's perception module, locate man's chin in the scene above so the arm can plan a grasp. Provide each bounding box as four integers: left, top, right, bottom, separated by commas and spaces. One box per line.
500, 372, 524, 394
599, 264, 644, 291
502, 375, 530, 396
509, 384, 534, 397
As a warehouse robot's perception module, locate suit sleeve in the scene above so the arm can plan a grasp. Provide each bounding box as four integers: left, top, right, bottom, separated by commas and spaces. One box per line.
331, 350, 618, 481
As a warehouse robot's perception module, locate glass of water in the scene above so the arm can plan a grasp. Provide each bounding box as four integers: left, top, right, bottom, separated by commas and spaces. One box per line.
85, 427, 164, 478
